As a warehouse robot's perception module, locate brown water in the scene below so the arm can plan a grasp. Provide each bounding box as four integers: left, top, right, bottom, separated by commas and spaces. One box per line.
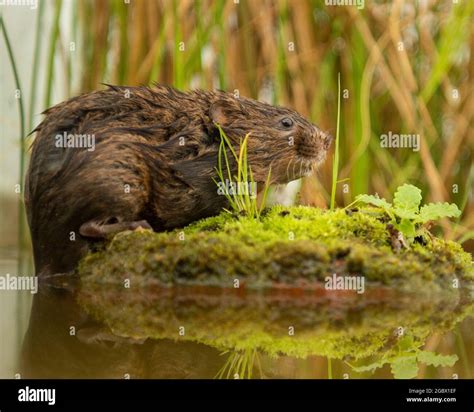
1, 241, 473, 379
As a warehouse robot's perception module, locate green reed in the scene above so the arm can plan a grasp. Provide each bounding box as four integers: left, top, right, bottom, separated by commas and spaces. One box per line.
330, 72, 341, 210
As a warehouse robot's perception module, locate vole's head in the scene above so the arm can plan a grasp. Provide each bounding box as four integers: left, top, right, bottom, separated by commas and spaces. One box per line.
208, 95, 332, 184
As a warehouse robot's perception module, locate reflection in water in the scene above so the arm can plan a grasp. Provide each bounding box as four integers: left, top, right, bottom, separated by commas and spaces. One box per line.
21, 284, 223, 378
19, 275, 474, 379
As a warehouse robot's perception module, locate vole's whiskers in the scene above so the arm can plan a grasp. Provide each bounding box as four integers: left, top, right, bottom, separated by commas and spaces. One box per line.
286, 159, 293, 182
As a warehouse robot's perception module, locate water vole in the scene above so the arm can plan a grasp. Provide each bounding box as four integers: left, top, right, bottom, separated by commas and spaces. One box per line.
25, 84, 332, 275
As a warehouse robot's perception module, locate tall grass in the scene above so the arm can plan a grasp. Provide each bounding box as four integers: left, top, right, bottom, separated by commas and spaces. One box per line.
213, 125, 271, 218
1, 17, 25, 180
44, 0, 62, 110
1, 15, 30, 349
1, 17, 27, 259
330, 72, 341, 210
27, 0, 45, 133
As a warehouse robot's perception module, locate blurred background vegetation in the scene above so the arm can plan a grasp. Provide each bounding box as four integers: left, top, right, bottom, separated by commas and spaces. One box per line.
2, 0, 473, 248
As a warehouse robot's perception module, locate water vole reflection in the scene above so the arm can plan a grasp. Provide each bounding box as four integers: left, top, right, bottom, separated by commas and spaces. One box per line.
20, 283, 223, 378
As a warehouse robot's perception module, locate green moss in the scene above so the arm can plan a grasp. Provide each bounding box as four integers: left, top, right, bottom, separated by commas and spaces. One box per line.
78, 206, 473, 289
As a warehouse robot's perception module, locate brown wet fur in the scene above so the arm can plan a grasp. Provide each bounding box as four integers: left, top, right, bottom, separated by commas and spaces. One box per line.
25, 84, 332, 275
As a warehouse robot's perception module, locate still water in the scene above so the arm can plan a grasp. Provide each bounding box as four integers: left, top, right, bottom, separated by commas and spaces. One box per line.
1, 242, 473, 379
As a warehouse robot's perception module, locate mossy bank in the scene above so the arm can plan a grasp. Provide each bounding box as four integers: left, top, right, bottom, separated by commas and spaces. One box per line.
78, 205, 474, 293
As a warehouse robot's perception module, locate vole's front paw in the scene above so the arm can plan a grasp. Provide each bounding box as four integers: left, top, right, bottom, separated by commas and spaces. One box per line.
79, 219, 152, 238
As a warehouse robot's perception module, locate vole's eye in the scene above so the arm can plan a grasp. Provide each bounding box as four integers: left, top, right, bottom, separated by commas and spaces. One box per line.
280, 117, 293, 128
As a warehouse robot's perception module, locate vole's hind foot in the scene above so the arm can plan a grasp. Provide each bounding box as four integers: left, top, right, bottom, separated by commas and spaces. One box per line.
79, 219, 152, 239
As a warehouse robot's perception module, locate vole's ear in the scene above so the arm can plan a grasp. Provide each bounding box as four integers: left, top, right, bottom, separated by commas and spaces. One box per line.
209, 98, 242, 127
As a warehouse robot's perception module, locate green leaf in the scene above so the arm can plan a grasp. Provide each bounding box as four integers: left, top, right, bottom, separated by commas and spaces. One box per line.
417, 351, 458, 367
393, 208, 418, 220
355, 194, 392, 210
396, 219, 416, 239
397, 335, 417, 352
391, 355, 419, 379
393, 184, 422, 214
418, 203, 462, 223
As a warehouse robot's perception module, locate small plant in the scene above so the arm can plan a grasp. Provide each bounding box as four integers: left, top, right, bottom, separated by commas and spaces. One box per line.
213, 124, 271, 219
350, 184, 461, 243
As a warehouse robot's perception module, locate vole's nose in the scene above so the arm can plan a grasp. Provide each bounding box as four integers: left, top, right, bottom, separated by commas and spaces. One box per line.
322, 131, 333, 150
312, 126, 332, 150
